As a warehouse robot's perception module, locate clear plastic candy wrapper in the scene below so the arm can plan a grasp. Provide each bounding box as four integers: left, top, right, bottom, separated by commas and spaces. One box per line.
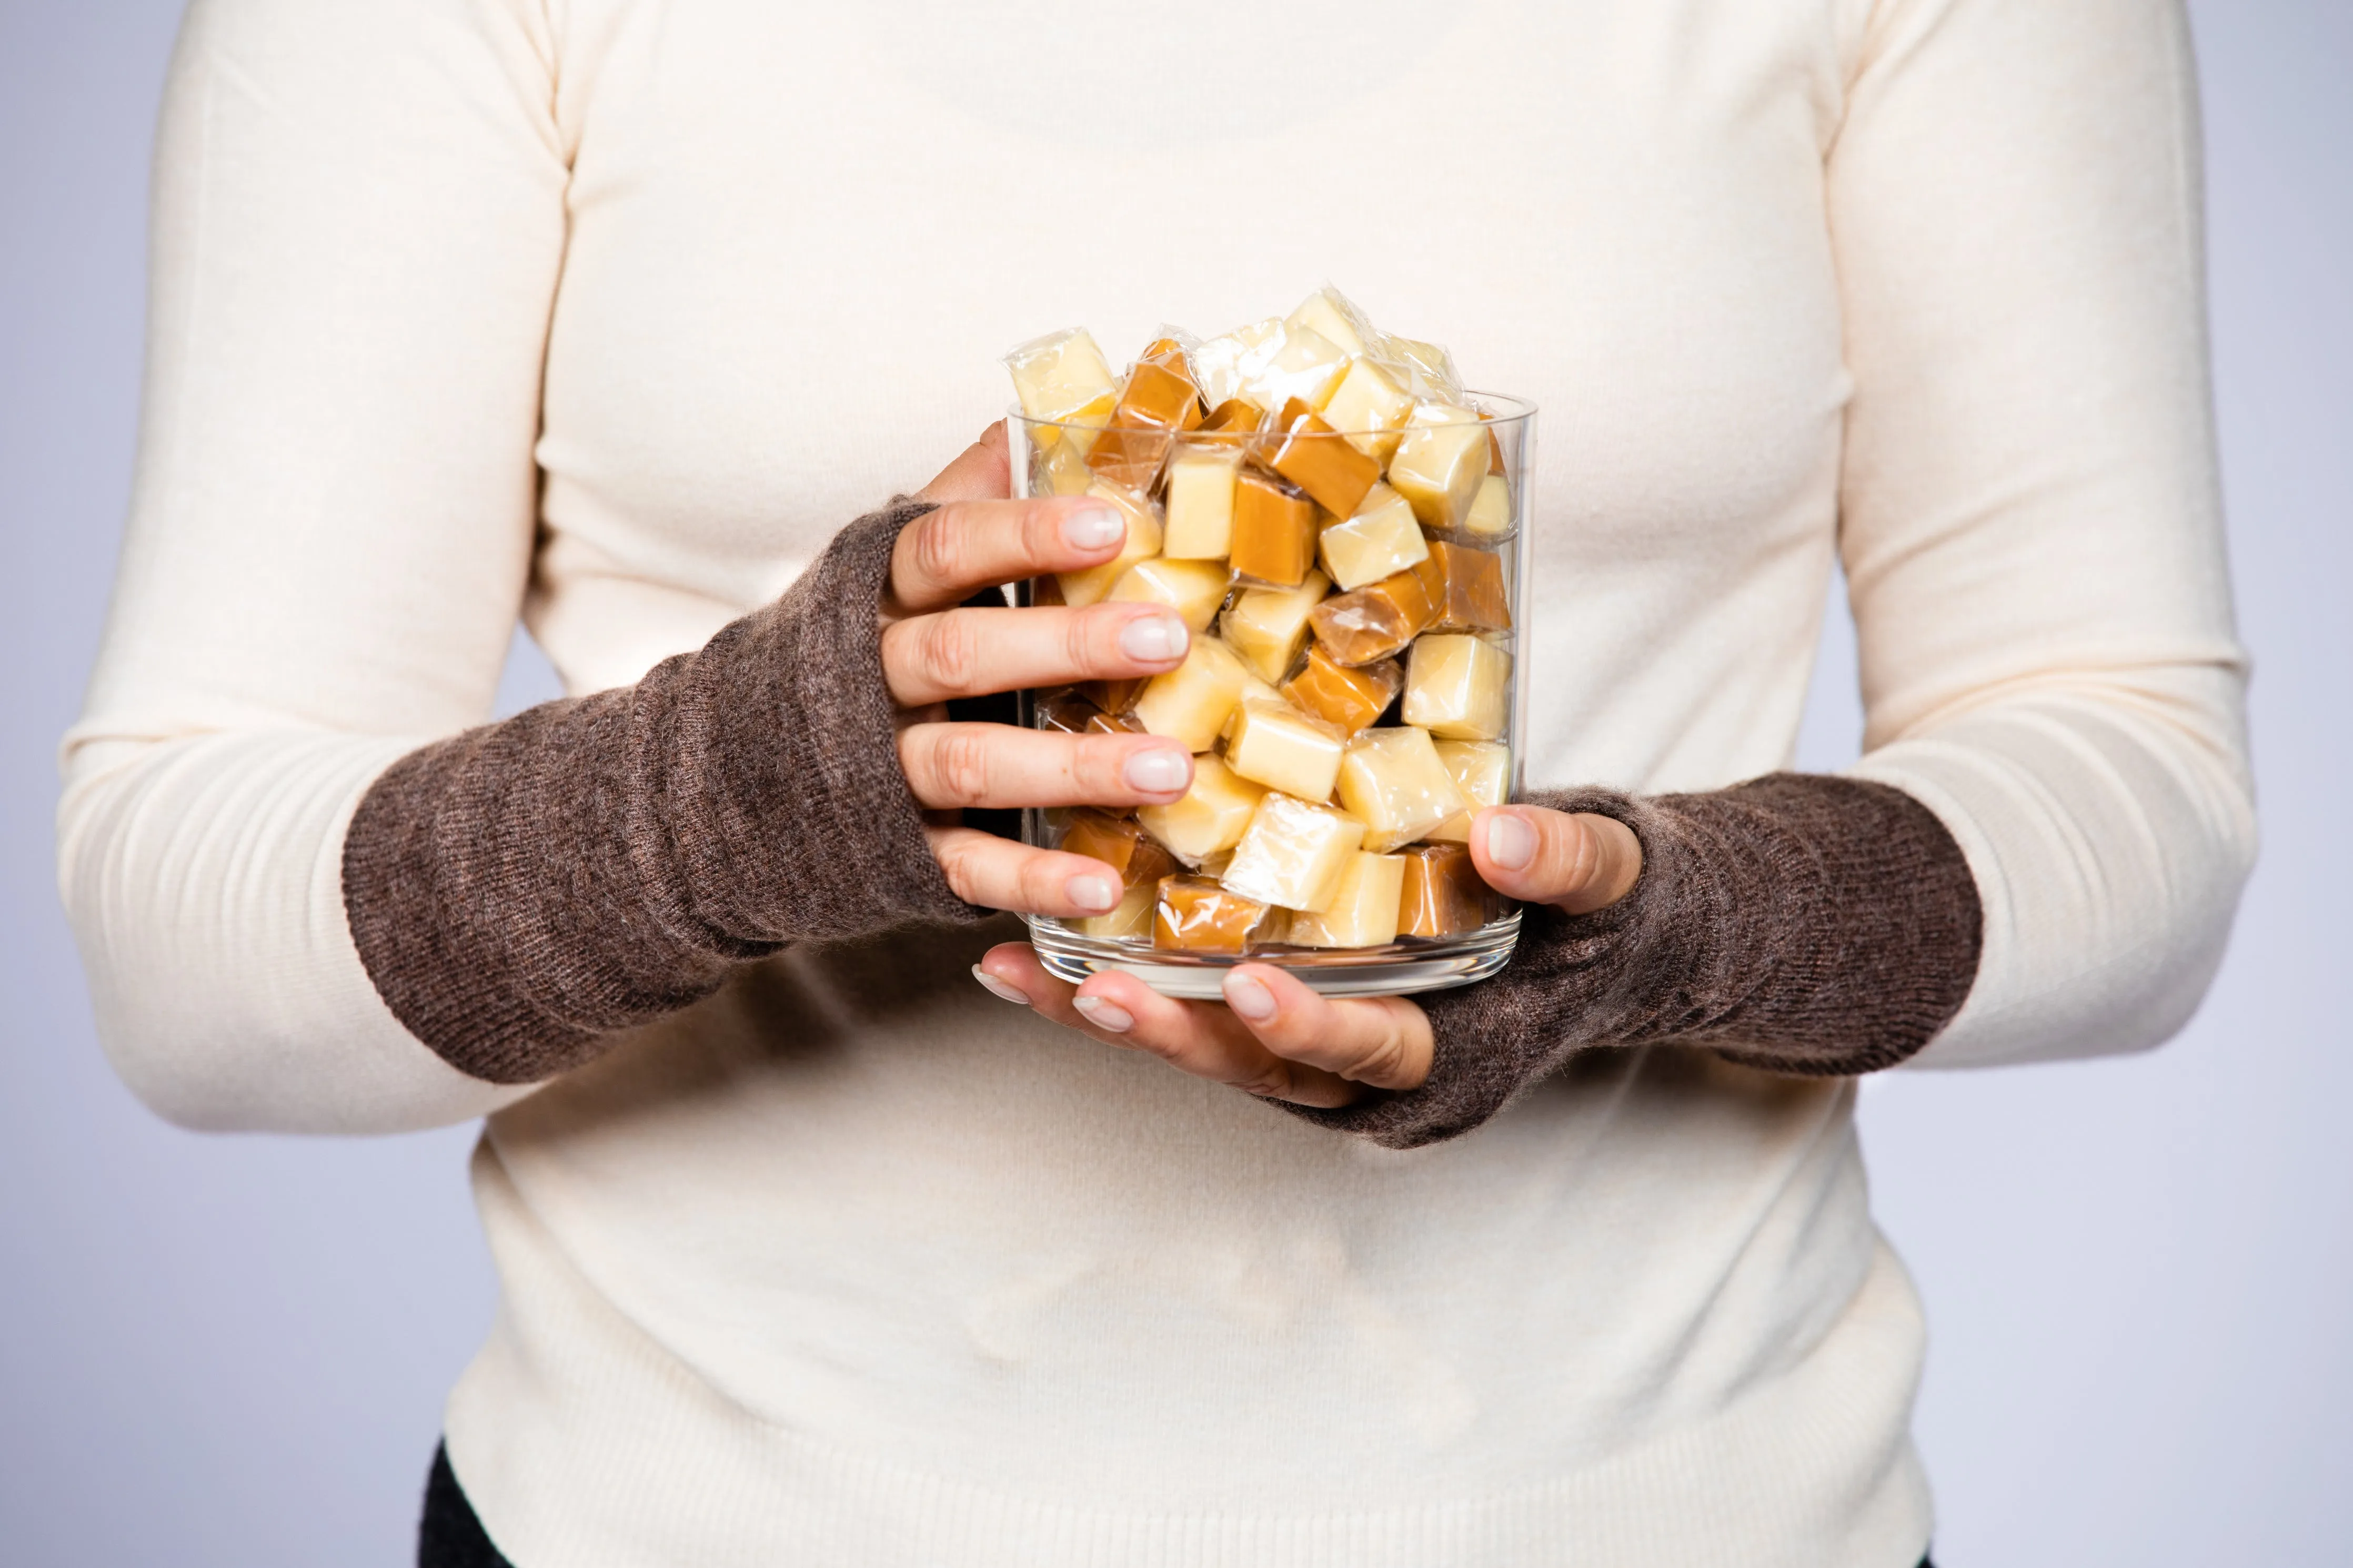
1005, 287, 1533, 998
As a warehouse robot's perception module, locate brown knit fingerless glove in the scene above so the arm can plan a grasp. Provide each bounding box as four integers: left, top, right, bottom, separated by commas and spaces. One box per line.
341, 497, 986, 1085
1284, 774, 1984, 1149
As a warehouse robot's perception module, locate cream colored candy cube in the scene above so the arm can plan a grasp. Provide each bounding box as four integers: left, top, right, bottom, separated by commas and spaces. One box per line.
1224, 699, 1347, 802
1219, 793, 1368, 914
1219, 661, 1284, 744
1219, 570, 1330, 683
1131, 636, 1254, 752
1317, 484, 1429, 592
1163, 447, 1242, 560
1284, 286, 1375, 358
1138, 755, 1266, 866
1109, 557, 1230, 633
1284, 851, 1406, 948
1319, 356, 1416, 463
1038, 437, 1094, 497
1429, 740, 1511, 842
1188, 318, 1283, 410
1386, 403, 1490, 531
1463, 472, 1514, 538
1242, 323, 1349, 412
1073, 877, 1157, 939
1005, 328, 1117, 426
1376, 335, 1464, 402
1055, 482, 1163, 607
1402, 635, 1513, 741
1334, 725, 1469, 852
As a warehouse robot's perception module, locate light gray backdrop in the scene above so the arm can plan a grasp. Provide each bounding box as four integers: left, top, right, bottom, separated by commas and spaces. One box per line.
2, 3, 2345, 1563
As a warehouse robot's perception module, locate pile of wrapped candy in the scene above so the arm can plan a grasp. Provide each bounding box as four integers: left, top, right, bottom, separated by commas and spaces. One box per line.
1005, 288, 1519, 956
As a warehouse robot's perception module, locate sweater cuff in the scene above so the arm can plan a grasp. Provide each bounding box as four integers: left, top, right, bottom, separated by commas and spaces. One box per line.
341, 496, 983, 1085
1280, 774, 1983, 1150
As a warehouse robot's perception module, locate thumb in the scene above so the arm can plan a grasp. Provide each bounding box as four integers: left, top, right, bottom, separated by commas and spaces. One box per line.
918, 422, 1013, 503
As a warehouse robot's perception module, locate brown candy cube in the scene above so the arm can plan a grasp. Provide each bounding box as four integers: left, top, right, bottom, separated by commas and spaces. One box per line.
1229, 467, 1320, 588
1413, 539, 1513, 634
1266, 399, 1382, 518
1152, 875, 1271, 953
1078, 675, 1149, 715
1397, 843, 1497, 939
1087, 358, 1206, 489
1307, 568, 1436, 666
1061, 809, 1176, 889
1282, 645, 1403, 735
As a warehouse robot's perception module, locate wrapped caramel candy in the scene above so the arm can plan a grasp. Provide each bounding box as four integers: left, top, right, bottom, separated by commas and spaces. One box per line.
1037, 437, 1095, 496
1413, 539, 1512, 633
1153, 875, 1271, 954
1285, 286, 1377, 358
1187, 319, 1283, 411
1108, 556, 1231, 633
1462, 472, 1514, 538
1059, 809, 1178, 889
1241, 323, 1350, 412
1318, 484, 1429, 592
1229, 467, 1319, 588
1377, 335, 1464, 403
1219, 792, 1369, 914
1281, 645, 1401, 735
1056, 481, 1162, 607
1387, 403, 1490, 531
1077, 676, 1148, 716
1266, 399, 1382, 519
1402, 634, 1513, 741
1221, 570, 1329, 684
1038, 689, 1143, 735
1075, 878, 1158, 939
1223, 699, 1347, 803
1132, 635, 1255, 753
1138, 755, 1266, 866
1088, 356, 1206, 490
1284, 851, 1406, 949
1199, 396, 1266, 439
1162, 444, 1242, 559
1004, 327, 1118, 440
1308, 567, 1436, 666
1319, 356, 1416, 463
1397, 843, 1495, 939
1334, 725, 1468, 852
1429, 739, 1511, 842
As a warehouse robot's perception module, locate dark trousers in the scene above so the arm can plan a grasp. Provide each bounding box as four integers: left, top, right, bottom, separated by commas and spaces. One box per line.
419, 1442, 1935, 1567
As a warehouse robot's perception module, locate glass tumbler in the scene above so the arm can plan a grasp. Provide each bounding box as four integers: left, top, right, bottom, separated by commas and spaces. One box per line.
1011, 394, 1534, 999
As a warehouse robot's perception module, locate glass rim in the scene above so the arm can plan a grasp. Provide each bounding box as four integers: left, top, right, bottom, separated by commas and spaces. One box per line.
1005, 388, 1537, 440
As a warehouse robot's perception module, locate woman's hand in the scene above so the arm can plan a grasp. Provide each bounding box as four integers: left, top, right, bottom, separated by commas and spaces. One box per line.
888, 426, 1200, 918
973, 804, 1646, 1106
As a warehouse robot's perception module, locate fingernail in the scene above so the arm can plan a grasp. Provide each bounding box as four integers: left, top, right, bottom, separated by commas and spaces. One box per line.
1122, 747, 1191, 795
1223, 973, 1277, 1021
1069, 875, 1120, 913
1061, 506, 1123, 551
1484, 811, 1536, 872
1072, 995, 1134, 1034
1118, 614, 1189, 664
971, 966, 1030, 1006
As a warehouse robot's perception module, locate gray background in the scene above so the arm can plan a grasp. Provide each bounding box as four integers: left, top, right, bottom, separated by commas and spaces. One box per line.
3, 1, 2345, 1561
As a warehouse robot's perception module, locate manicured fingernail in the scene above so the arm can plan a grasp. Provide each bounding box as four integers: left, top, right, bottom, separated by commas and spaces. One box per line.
1223, 973, 1277, 1021
1069, 875, 1120, 913
1484, 811, 1536, 872
1061, 506, 1123, 551
1123, 746, 1191, 795
1119, 613, 1189, 664
1072, 995, 1134, 1034
971, 966, 1030, 1006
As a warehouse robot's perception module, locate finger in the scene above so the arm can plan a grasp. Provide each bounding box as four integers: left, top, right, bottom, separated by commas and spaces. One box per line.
970, 941, 1076, 1013
1469, 805, 1644, 915
887, 495, 1134, 616
1216, 964, 1433, 1091
900, 723, 1192, 811
917, 423, 1013, 504
927, 827, 1142, 918
881, 603, 1189, 707
1067, 970, 1363, 1107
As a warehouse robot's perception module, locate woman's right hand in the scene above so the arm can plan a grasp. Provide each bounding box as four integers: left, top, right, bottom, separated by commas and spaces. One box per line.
881, 424, 1195, 918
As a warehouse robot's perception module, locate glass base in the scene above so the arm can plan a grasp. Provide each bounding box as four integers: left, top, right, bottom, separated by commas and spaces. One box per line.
1028, 912, 1521, 999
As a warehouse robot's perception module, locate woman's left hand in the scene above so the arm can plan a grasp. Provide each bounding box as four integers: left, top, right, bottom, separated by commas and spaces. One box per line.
974, 803, 1646, 1106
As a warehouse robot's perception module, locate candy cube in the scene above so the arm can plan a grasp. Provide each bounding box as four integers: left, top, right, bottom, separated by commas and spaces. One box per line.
1074, 877, 1157, 940
1387, 403, 1489, 531
1055, 482, 1162, 607
1132, 636, 1255, 752
1284, 851, 1406, 949
1397, 843, 1496, 938
1376, 335, 1464, 403
1318, 483, 1429, 591
1318, 356, 1416, 463
1108, 557, 1230, 632
1308, 568, 1435, 666
1087, 357, 1205, 489
1059, 809, 1177, 889
1188, 319, 1284, 411
1199, 396, 1266, 438
1223, 699, 1347, 803
1462, 472, 1514, 538
1220, 570, 1330, 683
1267, 400, 1382, 518
1219, 793, 1369, 914
1153, 875, 1271, 954
1402, 635, 1513, 741
1163, 446, 1242, 559
1281, 645, 1401, 735
1138, 755, 1266, 866
1077, 675, 1148, 716
1035, 435, 1097, 496
1284, 286, 1376, 357
1334, 725, 1468, 852
1429, 739, 1511, 842
1243, 323, 1350, 411
1229, 468, 1319, 588
1413, 539, 1512, 633
1005, 327, 1117, 429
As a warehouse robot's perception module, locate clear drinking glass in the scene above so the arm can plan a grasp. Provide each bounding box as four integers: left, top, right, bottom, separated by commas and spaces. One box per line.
1011, 395, 1534, 999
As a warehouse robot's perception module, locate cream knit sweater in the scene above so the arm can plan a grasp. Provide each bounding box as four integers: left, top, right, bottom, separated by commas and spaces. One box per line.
60, 1, 2253, 1563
